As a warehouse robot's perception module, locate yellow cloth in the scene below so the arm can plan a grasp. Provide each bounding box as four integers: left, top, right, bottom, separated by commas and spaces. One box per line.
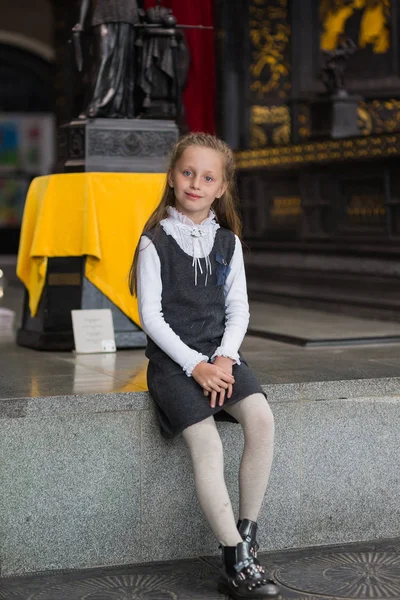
17, 172, 166, 326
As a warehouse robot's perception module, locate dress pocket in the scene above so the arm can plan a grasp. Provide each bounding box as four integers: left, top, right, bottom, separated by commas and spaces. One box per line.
215, 253, 231, 286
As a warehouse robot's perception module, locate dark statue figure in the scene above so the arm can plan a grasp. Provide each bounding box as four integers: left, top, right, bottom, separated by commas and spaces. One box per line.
136, 3, 190, 120
309, 36, 360, 140
321, 37, 357, 96
73, 0, 140, 118
71, 1, 208, 122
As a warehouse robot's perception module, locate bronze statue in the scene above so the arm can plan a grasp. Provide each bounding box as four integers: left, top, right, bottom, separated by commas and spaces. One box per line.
73, 0, 140, 118
321, 37, 357, 95
136, 2, 190, 120
71, 1, 210, 122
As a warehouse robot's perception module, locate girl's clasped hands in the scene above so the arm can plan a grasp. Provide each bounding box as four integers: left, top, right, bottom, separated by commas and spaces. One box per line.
192, 357, 235, 408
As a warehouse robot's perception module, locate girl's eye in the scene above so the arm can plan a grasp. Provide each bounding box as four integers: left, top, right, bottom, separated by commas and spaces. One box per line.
183, 170, 192, 177
205, 176, 213, 182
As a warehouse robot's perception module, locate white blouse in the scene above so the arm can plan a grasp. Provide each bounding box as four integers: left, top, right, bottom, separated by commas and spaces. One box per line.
137, 207, 250, 376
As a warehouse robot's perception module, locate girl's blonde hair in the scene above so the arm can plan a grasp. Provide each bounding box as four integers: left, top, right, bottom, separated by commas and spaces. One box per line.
129, 132, 242, 296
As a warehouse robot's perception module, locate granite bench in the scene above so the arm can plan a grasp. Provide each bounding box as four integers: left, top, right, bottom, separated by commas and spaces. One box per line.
1, 377, 399, 576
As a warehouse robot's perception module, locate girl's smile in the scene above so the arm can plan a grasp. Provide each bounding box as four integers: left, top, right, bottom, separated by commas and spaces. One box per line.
185, 191, 203, 199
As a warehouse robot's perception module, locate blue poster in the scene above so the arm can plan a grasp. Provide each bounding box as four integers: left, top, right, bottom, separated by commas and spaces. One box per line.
0, 176, 29, 227
0, 122, 19, 168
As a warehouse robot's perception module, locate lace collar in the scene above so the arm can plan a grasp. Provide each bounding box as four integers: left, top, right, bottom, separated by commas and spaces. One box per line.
166, 206, 219, 234
161, 207, 220, 285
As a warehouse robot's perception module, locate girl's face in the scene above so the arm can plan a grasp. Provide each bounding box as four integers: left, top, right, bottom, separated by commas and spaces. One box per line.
168, 146, 228, 224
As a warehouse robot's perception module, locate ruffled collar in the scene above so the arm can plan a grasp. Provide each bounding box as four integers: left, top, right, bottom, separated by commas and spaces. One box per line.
166, 206, 218, 233
162, 207, 220, 285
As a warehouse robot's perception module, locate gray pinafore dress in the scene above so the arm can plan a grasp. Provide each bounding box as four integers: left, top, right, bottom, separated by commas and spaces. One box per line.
144, 226, 265, 439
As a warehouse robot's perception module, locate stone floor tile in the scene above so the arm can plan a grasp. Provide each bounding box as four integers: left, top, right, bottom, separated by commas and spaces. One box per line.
4, 537, 398, 599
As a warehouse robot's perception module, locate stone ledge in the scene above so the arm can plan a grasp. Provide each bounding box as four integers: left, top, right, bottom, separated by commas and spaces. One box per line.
1, 392, 399, 576
0, 392, 150, 420
298, 377, 400, 400
1, 378, 399, 419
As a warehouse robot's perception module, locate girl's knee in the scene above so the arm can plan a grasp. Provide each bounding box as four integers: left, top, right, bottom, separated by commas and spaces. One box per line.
205, 434, 224, 458
186, 428, 224, 472
244, 396, 275, 439
183, 418, 224, 456
256, 404, 275, 437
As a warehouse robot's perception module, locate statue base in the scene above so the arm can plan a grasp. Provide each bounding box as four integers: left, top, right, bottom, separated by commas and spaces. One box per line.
310, 93, 362, 139
18, 119, 179, 351
57, 118, 179, 173
17, 258, 146, 351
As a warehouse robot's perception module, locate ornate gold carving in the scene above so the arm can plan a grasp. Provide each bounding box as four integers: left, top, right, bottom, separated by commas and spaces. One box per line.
347, 195, 386, 225
252, 105, 288, 124
250, 105, 291, 148
297, 106, 312, 139
358, 99, 400, 135
357, 104, 373, 135
271, 196, 302, 218
359, 1, 390, 52
294, 99, 400, 140
235, 133, 400, 169
272, 122, 291, 145
320, 1, 354, 51
251, 126, 269, 148
320, 0, 390, 54
249, 0, 291, 99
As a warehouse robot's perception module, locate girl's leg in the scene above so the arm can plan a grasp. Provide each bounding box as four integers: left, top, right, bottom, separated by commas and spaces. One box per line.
182, 417, 243, 547
184, 411, 280, 598
224, 393, 275, 522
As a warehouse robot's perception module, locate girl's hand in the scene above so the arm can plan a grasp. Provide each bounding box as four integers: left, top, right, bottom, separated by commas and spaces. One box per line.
192, 362, 235, 408
212, 356, 235, 407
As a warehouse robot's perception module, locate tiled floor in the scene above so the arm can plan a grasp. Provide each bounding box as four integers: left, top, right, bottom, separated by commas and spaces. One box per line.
249, 302, 400, 345
1, 537, 400, 599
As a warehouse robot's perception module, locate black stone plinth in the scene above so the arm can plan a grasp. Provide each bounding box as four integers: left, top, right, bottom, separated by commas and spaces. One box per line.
57, 118, 179, 173
17, 257, 146, 351
310, 93, 362, 139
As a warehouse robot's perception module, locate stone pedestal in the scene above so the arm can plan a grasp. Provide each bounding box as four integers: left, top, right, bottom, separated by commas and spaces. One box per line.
57, 118, 179, 173
310, 93, 361, 139
17, 118, 178, 351
17, 258, 146, 351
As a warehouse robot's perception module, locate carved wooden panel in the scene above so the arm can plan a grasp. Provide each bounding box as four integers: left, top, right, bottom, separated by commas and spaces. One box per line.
248, 0, 291, 148
238, 138, 400, 249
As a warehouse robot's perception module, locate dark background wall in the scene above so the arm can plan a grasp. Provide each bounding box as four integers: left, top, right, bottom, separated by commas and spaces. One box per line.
230, 0, 400, 318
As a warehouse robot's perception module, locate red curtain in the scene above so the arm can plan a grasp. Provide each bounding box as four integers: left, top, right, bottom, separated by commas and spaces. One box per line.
142, 0, 215, 133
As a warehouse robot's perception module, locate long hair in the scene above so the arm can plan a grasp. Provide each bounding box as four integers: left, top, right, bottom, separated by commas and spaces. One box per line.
129, 132, 242, 296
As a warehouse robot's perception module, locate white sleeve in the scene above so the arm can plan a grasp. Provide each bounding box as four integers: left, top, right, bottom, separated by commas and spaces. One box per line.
211, 235, 250, 364
136, 236, 209, 376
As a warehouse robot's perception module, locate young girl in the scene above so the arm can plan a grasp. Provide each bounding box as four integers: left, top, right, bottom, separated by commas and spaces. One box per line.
129, 133, 278, 599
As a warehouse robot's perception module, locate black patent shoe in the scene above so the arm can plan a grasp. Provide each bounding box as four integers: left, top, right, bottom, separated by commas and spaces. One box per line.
237, 519, 260, 562
217, 541, 279, 598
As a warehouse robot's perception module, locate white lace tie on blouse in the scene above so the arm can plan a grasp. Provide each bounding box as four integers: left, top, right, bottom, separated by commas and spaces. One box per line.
190, 229, 213, 286
162, 206, 219, 286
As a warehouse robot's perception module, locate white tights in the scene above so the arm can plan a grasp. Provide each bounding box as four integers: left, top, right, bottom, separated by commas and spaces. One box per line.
182, 393, 275, 547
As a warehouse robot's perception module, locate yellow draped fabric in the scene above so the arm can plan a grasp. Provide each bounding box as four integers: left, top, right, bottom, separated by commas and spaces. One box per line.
17, 172, 166, 326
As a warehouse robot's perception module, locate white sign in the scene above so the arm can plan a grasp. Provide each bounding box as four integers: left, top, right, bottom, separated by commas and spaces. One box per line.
71, 309, 116, 354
